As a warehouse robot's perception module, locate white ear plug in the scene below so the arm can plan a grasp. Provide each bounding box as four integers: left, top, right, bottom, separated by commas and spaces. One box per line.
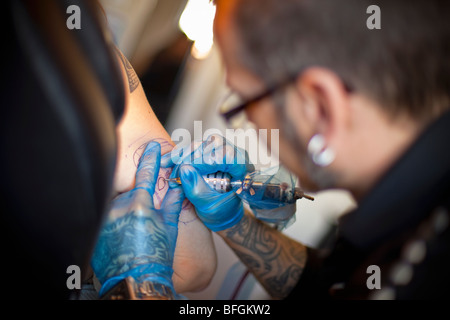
307, 134, 336, 167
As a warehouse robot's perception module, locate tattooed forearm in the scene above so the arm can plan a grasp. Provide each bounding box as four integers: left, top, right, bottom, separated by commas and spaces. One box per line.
114, 46, 140, 93
218, 211, 307, 299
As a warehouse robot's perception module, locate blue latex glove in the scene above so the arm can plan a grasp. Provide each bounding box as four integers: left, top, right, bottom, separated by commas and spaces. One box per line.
161, 134, 253, 182
91, 141, 184, 297
161, 135, 254, 232
177, 165, 243, 231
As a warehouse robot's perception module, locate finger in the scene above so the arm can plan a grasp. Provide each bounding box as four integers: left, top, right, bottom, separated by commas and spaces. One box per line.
161, 140, 203, 188
160, 140, 197, 168
167, 167, 182, 189
179, 165, 217, 208
135, 141, 161, 195
160, 152, 175, 168
190, 137, 250, 179
160, 186, 185, 227
168, 140, 208, 166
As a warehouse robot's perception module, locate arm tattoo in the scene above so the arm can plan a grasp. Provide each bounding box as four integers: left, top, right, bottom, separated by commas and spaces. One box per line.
97, 209, 173, 281
219, 212, 307, 299
114, 46, 140, 93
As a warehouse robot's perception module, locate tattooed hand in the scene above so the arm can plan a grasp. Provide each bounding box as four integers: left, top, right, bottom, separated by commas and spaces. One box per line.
91, 141, 185, 297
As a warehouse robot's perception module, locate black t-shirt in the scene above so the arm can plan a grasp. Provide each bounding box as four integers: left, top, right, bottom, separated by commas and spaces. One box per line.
287, 110, 450, 300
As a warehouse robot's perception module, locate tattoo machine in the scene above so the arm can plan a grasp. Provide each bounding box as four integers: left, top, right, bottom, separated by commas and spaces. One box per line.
166, 166, 314, 228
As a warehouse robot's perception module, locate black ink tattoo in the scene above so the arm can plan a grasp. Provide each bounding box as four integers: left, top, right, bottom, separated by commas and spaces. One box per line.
94, 208, 176, 283
115, 46, 140, 93
221, 212, 307, 299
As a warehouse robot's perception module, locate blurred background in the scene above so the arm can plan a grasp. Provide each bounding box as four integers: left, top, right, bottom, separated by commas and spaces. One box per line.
100, 0, 356, 299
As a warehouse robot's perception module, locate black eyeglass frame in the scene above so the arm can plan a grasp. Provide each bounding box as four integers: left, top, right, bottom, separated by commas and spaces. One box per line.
219, 70, 353, 123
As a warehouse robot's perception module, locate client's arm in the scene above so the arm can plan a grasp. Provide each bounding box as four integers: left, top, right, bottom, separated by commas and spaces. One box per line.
112, 48, 217, 293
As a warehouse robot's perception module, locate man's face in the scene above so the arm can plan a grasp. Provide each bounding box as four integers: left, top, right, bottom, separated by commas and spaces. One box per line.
213, 1, 322, 191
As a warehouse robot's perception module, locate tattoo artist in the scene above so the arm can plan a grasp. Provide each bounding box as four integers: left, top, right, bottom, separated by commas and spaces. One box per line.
92, 0, 450, 300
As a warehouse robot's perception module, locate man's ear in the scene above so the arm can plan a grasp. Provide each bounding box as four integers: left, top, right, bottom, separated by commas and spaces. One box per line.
292, 67, 352, 144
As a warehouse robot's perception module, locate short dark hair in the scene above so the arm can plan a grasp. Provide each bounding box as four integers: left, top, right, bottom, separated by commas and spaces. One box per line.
222, 0, 450, 122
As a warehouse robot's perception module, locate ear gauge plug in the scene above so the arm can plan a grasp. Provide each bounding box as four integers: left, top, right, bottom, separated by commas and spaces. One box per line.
307, 134, 336, 167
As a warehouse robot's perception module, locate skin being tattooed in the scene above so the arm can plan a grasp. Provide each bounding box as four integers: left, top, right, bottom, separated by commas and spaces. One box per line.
108, 45, 217, 293
131, 137, 195, 224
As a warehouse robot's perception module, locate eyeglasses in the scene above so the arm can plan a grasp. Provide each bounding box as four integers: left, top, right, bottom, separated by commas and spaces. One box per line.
219, 74, 297, 127
219, 71, 353, 128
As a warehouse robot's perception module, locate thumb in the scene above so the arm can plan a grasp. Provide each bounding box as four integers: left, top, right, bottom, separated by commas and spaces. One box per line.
160, 187, 185, 227
160, 142, 189, 168
135, 141, 161, 195
160, 152, 176, 169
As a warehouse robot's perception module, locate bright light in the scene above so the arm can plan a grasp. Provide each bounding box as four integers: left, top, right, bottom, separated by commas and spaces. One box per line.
179, 0, 216, 60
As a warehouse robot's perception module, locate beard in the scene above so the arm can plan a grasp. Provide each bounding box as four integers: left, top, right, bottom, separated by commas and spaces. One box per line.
276, 96, 339, 190
299, 144, 339, 190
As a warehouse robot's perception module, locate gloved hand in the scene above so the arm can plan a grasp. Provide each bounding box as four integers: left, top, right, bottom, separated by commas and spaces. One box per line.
91, 141, 184, 297
161, 135, 254, 232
